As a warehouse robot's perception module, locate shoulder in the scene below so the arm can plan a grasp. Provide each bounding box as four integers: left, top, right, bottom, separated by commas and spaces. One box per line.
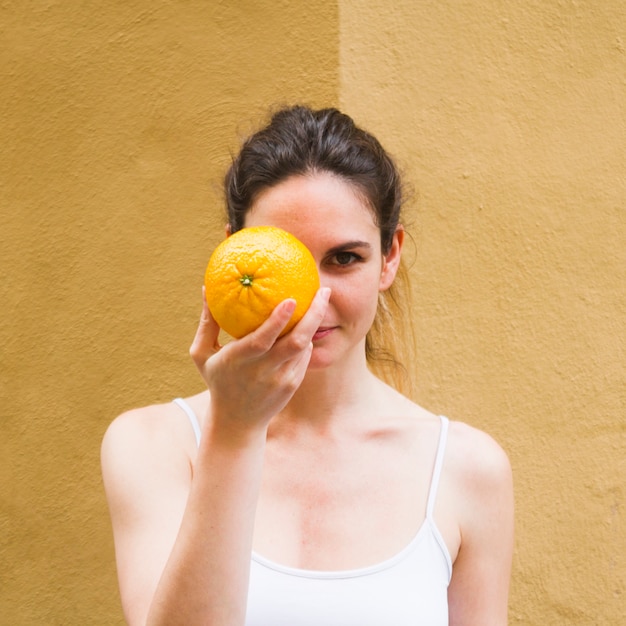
445, 419, 512, 483
101, 399, 199, 501
102, 401, 185, 459
442, 421, 514, 620
102, 393, 207, 453
443, 419, 514, 542
100, 401, 203, 625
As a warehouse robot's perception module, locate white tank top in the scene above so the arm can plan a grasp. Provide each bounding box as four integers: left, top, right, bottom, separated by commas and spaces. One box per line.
173, 398, 452, 625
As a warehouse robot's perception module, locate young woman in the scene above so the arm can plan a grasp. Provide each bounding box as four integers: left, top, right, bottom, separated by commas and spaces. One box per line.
101, 106, 514, 625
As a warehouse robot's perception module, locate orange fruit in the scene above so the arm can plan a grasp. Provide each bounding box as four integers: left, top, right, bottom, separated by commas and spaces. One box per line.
204, 226, 320, 338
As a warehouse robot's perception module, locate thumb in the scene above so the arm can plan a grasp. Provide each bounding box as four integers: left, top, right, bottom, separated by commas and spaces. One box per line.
189, 287, 221, 366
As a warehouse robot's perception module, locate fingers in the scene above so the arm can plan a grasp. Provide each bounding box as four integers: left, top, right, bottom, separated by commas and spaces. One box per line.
189, 287, 221, 366
269, 289, 331, 389
191, 288, 331, 424
291, 287, 331, 338
239, 298, 297, 357
249, 287, 330, 362
199, 287, 331, 374
243, 287, 331, 358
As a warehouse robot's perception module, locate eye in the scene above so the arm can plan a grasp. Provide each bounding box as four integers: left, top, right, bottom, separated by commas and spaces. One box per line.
331, 251, 362, 266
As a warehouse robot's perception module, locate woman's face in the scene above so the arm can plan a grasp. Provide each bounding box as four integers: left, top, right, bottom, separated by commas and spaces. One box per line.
244, 172, 403, 370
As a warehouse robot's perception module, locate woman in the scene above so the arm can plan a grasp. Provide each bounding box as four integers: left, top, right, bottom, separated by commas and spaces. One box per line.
101, 106, 514, 625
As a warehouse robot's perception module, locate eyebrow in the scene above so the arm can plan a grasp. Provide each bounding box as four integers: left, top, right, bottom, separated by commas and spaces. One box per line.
326, 241, 372, 255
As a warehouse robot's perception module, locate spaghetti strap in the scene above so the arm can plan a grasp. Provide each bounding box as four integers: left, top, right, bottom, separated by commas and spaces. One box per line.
426, 416, 449, 519
173, 397, 201, 446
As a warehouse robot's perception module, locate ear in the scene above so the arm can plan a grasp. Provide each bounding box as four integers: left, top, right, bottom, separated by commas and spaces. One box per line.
225, 223, 232, 237
379, 226, 404, 291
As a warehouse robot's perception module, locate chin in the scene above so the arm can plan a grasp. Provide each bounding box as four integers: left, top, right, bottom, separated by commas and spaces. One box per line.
306, 346, 337, 371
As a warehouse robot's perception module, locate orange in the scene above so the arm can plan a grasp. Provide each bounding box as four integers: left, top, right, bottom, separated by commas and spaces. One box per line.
204, 226, 320, 338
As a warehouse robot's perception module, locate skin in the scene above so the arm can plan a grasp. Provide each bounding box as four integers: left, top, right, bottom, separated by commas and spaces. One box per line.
101, 172, 514, 625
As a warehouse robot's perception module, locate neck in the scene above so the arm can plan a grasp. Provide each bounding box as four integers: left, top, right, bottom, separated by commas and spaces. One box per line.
269, 353, 385, 438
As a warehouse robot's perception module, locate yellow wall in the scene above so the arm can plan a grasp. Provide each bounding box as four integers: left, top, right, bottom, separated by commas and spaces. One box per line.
1, 1, 624, 624
1, 2, 338, 623
340, 1, 625, 623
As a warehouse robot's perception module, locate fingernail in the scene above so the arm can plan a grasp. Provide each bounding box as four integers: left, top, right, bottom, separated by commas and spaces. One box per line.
320, 287, 331, 302
284, 299, 297, 315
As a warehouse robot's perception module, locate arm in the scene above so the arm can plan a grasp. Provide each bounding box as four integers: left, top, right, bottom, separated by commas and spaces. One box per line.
102, 288, 330, 625
101, 407, 201, 625
446, 424, 515, 626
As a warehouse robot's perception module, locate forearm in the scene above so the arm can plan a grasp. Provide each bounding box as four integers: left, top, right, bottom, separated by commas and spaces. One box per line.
146, 419, 267, 626
146, 285, 328, 625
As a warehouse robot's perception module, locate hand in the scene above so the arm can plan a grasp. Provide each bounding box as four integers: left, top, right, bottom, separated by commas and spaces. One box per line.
189, 287, 331, 435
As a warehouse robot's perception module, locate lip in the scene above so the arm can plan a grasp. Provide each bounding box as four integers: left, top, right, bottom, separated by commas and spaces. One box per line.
312, 326, 335, 341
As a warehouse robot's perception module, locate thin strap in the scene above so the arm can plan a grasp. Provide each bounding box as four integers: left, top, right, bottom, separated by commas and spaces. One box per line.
173, 397, 201, 446
426, 416, 449, 519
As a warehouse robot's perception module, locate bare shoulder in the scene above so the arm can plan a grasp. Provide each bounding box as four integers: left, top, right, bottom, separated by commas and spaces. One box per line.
443, 420, 514, 622
102, 401, 190, 460
101, 400, 204, 625
441, 419, 514, 560
100, 399, 199, 502
445, 419, 513, 492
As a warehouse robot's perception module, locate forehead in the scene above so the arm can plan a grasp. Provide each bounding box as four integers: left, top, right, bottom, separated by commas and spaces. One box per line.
245, 173, 379, 243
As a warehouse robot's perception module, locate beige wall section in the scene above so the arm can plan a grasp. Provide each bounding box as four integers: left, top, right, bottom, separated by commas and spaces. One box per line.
1, 2, 338, 624
340, 0, 625, 624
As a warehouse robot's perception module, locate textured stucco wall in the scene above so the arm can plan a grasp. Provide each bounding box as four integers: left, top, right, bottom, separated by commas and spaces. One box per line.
2, 1, 625, 624
1, 2, 338, 623
340, 1, 625, 623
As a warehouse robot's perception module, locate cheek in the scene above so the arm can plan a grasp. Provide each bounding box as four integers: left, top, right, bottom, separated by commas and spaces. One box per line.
326, 274, 380, 324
